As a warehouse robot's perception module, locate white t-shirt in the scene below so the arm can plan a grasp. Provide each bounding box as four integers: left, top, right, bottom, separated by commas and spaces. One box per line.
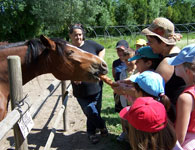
119, 67, 137, 107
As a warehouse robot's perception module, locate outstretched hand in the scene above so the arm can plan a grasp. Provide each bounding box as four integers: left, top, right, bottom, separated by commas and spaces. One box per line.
112, 80, 135, 96
74, 81, 82, 85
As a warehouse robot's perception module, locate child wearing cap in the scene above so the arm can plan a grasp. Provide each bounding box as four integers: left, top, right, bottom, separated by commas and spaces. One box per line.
129, 46, 161, 73
167, 44, 195, 149
112, 40, 129, 112
135, 38, 147, 50
141, 17, 186, 123
117, 47, 137, 141
120, 71, 177, 149
115, 47, 162, 142
112, 46, 162, 96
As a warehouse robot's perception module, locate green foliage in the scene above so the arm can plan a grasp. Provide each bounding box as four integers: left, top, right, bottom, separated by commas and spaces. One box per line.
114, 0, 135, 25
127, 0, 148, 24
166, 6, 173, 19
0, 0, 194, 42
31, 0, 71, 37
147, 0, 169, 23
0, 0, 40, 41
31, 0, 113, 39
169, 0, 193, 23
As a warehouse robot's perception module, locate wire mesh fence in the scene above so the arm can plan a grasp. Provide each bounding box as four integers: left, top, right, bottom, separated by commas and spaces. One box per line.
86, 23, 195, 45
86, 23, 195, 37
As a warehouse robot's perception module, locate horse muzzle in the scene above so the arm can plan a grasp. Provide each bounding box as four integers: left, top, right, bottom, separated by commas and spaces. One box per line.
91, 61, 108, 80
99, 61, 108, 75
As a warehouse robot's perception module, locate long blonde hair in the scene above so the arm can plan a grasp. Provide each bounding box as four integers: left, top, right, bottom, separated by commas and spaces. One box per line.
128, 120, 176, 150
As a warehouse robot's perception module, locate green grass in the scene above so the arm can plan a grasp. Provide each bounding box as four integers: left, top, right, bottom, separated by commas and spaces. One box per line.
97, 33, 195, 131
88, 33, 195, 149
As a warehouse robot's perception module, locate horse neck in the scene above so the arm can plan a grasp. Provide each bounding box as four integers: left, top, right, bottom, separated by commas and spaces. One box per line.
0, 45, 27, 61
0, 45, 49, 85
22, 53, 51, 85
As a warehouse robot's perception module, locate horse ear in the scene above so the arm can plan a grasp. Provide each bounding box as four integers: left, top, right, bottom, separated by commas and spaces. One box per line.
40, 35, 56, 51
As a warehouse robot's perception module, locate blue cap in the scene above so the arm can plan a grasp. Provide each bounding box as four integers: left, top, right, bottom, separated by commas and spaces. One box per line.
128, 46, 160, 61
167, 44, 195, 66
130, 71, 165, 97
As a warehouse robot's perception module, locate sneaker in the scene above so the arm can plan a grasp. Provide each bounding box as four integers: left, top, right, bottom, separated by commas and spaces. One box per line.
100, 128, 108, 137
88, 134, 99, 144
95, 128, 100, 133
116, 132, 127, 142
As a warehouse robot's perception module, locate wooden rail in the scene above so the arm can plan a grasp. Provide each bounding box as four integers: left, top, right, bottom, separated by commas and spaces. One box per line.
44, 84, 71, 150
0, 79, 61, 141
0, 56, 69, 150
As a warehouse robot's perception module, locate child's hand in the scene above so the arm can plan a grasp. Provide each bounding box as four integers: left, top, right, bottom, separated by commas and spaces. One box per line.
74, 81, 82, 85
112, 81, 134, 95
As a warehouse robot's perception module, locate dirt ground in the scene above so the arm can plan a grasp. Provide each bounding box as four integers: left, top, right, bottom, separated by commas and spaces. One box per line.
0, 74, 129, 150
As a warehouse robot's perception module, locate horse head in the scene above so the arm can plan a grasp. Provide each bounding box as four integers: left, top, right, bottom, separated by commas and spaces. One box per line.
40, 35, 108, 82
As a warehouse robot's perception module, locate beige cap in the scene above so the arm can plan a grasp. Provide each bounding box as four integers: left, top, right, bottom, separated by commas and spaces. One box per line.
141, 17, 182, 45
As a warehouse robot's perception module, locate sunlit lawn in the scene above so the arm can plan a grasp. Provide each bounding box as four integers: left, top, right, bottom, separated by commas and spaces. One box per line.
88, 33, 195, 149
94, 33, 195, 132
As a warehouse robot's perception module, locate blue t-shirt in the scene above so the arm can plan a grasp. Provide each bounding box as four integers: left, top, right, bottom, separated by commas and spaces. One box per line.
112, 58, 126, 81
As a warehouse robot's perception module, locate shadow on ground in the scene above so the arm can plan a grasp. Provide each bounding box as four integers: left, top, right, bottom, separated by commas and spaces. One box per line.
27, 129, 130, 150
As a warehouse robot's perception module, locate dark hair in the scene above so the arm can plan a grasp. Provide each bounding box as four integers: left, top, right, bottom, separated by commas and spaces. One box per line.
134, 83, 171, 111
150, 36, 162, 44
68, 24, 86, 41
150, 36, 174, 47
141, 58, 162, 70
123, 48, 135, 56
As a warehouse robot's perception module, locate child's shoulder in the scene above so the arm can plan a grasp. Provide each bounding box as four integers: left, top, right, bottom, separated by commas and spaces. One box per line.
183, 85, 195, 99
113, 58, 123, 66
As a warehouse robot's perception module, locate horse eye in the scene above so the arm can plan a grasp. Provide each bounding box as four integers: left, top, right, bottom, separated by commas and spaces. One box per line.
66, 50, 74, 56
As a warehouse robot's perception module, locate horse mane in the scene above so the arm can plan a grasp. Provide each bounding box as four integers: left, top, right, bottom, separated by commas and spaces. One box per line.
0, 38, 67, 65
25, 38, 67, 65
25, 39, 46, 65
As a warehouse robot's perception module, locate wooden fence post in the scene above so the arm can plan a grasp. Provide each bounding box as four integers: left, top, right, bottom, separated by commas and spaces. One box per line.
7, 56, 28, 150
61, 81, 67, 131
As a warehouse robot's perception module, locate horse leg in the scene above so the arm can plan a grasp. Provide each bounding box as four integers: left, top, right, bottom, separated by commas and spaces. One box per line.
0, 93, 8, 121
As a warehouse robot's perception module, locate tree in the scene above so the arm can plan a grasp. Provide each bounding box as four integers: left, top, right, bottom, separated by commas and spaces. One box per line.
165, 6, 173, 19
0, 0, 194, 42
126, 0, 148, 24
114, 0, 135, 25
0, 0, 40, 42
170, 0, 193, 23
31, 0, 113, 38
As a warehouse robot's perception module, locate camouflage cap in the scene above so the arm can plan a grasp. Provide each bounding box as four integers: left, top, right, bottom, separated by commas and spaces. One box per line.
141, 17, 182, 45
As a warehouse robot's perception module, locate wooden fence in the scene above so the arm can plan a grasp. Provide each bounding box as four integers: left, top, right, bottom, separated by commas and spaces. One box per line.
0, 56, 71, 150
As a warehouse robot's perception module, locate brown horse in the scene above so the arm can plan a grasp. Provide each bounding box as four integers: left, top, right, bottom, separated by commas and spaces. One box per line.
0, 35, 108, 121
0, 41, 8, 46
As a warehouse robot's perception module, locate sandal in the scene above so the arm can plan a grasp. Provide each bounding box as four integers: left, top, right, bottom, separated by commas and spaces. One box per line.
100, 128, 108, 137
88, 134, 99, 144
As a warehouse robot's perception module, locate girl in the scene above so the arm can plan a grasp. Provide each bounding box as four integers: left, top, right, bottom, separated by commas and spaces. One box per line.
120, 71, 177, 149
167, 44, 195, 149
